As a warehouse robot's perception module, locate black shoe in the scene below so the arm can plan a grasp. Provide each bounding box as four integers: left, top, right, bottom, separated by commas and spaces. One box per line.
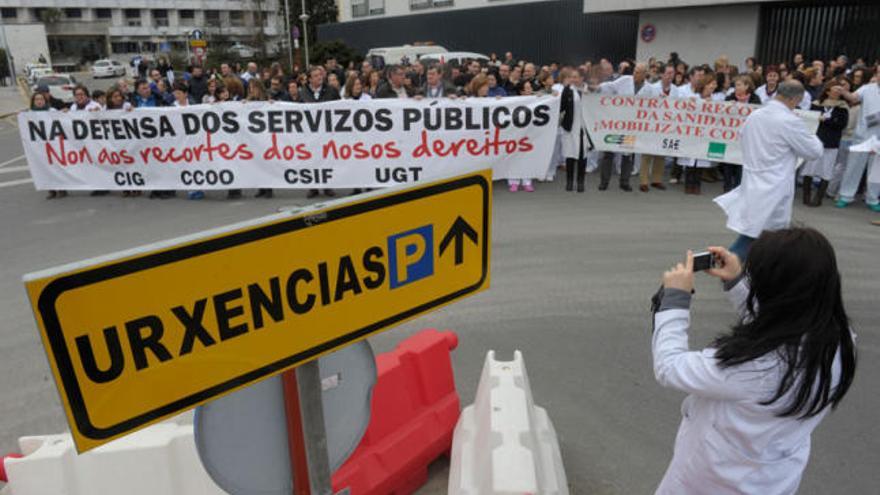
227, 190, 242, 200
598, 183, 609, 191
324, 189, 336, 197
255, 189, 268, 198
307, 189, 320, 199
351, 189, 363, 196
620, 184, 633, 192
90, 190, 109, 196
577, 182, 585, 193
263, 189, 273, 199
149, 191, 160, 199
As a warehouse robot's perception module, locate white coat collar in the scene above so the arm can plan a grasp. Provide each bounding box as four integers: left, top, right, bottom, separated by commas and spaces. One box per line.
768, 99, 793, 114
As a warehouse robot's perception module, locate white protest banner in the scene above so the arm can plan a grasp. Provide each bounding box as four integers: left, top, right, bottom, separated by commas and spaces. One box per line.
581, 94, 820, 164
19, 96, 559, 190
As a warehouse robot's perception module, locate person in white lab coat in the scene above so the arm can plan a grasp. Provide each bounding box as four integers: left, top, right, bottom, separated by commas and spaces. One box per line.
636, 64, 677, 192
652, 228, 857, 495
560, 69, 591, 192
597, 63, 650, 191
713, 81, 823, 261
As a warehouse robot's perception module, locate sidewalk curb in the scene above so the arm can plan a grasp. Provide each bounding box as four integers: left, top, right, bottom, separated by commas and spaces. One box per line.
0, 109, 24, 119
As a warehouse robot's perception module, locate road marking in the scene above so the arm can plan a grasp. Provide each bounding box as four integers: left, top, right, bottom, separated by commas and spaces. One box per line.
0, 178, 33, 189
0, 165, 28, 175
0, 155, 25, 168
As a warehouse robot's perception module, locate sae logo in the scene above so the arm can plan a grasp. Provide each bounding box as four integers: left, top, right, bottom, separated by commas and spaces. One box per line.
387, 225, 435, 289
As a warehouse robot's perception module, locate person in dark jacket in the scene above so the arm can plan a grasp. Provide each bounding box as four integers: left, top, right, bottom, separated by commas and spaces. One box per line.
800, 81, 848, 207
34, 84, 67, 110
300, 66, 341, 103
720, 76, 763, 192
187, 65, 208, 103
376, 66, 417, 99
300, 66, 339, 198
420, 65, 457, 98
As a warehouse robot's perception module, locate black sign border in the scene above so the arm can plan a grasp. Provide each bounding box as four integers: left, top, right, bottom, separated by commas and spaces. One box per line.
36, 174, 489, 441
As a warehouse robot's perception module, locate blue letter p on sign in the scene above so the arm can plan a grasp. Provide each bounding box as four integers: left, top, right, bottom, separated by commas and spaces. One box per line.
387, 225, 434, 289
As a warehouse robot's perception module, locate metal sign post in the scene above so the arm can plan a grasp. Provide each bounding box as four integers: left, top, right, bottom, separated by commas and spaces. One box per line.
289, 361, 333, 495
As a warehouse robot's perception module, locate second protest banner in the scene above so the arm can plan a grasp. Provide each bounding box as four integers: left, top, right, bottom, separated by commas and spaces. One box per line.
581, 94, 820, 164
19, 96, 559, 190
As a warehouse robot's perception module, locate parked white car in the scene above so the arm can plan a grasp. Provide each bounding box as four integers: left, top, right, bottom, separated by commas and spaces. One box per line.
366, 45, 448, 68
229, 43, 256, 59
28, 67, 54, 85
91, 59, 126, 79
33, 74, 78, 103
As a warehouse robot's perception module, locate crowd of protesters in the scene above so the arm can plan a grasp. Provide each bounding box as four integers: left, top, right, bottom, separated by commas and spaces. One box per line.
27, 50, 880, 222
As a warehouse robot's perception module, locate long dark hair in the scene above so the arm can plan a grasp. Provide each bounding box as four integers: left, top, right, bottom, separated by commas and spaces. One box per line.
713, 228, 856, 418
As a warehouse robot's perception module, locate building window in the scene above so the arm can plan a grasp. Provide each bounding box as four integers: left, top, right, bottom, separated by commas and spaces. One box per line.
31, 8, 45, 21
152, 9, 168, 27
369, 0, 385, 15
1, 8, 17, 19
410, 0, 451, 10
351, 0, 368, 18
125, 9, 141, 26
179, 10, 195, 22
95, 8, 112, 19
229, 11, 245, 27
205, 11, 221, 27
64, 8, 82, 19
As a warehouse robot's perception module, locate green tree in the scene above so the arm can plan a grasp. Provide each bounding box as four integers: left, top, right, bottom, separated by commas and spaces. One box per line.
286, 0, 338, 48
310, 39, 360, 67
40, 8, 62, 24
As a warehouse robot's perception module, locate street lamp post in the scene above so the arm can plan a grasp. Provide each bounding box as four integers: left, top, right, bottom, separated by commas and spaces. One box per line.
299, 0, 309, 68
283, 0, 294, 73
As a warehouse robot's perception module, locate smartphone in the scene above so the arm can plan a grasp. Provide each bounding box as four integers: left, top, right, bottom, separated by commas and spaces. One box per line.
692, 251, 717, 272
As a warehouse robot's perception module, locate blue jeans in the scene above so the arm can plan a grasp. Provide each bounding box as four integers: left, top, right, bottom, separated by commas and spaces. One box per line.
729, 234, 755, 262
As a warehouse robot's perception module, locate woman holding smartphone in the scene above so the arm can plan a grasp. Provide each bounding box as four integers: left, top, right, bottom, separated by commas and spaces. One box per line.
651, 227, 856, 494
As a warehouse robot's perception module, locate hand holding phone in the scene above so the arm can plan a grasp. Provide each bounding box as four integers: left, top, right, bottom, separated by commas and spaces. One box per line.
692, 251, 718, 272
703, 247, 743, 282
662, 250, 695, 293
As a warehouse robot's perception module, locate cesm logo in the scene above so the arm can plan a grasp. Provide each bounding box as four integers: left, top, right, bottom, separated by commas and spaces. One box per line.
604, 134, 637, 148
387, 225, 435, 289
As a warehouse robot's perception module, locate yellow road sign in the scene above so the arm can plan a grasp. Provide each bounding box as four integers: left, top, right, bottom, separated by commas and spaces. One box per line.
24, 170, 491, 452
190, 40, 207, 48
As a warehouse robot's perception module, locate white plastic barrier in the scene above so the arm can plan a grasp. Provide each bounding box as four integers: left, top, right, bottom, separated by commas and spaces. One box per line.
0, 422, 226, 495
449, 350, 569, 495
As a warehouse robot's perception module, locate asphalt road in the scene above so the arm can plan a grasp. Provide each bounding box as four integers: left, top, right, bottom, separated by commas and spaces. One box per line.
0, 115, 878, 494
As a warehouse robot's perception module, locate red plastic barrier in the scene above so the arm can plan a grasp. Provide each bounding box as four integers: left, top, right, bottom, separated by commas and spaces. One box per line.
0, 454, 23, 483
332, 329, 460, 495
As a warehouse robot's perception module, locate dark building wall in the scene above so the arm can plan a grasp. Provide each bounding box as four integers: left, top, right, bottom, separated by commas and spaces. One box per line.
317, 0, 638, 66
758, 0, 880, 64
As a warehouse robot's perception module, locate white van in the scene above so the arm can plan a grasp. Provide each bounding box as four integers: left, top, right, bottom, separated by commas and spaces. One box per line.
418, 51, 489, 66
366, 45, 448, 68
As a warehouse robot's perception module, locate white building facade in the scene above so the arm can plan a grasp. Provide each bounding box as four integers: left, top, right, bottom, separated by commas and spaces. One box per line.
0, 0, 280, 66
326, 0, 879, 67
